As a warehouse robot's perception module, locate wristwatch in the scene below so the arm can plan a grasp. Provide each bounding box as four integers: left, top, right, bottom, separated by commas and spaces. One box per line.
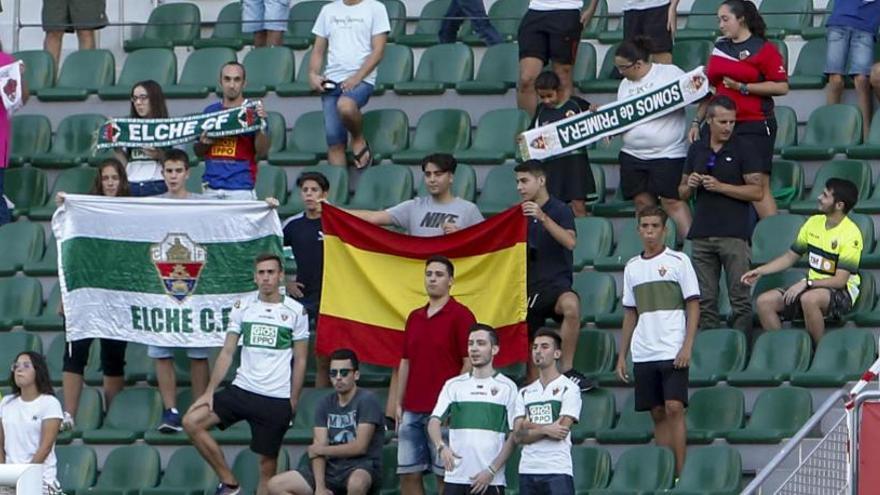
739, 83, 750, 95
806, 279, 814, 289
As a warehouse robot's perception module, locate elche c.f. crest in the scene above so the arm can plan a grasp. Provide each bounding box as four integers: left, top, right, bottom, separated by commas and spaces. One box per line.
658, 265, 668, 277
151, 233, 207, 302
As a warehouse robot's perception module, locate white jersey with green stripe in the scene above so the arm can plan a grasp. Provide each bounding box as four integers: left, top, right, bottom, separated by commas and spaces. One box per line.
514, 374, 582, 476
431, 371, 518, 486
228, 293, 310, 399
622, 248, 700, 363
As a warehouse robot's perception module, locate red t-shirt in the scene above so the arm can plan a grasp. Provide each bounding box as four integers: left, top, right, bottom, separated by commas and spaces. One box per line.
706, 37, 787, 122
401, 297, 476, 413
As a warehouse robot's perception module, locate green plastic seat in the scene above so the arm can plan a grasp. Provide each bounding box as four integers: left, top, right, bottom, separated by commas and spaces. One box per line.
242, 47, 294, 97
591, 446, 675, 493
570, 388, 616, 443
686, 386, 744, 444
362, 108, 410, 163
397, 0, 449, 46
769, 159, 804, 210
275, 48, 323, 97
124, 3, 201, 51
781, 105, 863, 160
454, 108, 529, 164
141, 446, 217, 495
572, 43, 598, 85
689, 328, 747, 386
57, 386, 104, 444
788, 159, 872, 213
596, 18, 623, 45
594, 218, 677, 271
572, 272, 616, 324
847, 271, 876, 322
850, 212, 876, 258
29, 167, 97, 220
592, 187, 637, 218
853, 166, 880, 214
596, 392, 653, 444
669, 445, 742, 494
284, 1, 328, 48
676, 0, 725, 40
381, 0, 406, 42
672, 40, 714, 72
193, 2, 246, 50
347, 164, 414, 210
750, 214, 805, 266
760, 0, 811, 37
358, 364, 393, 388
97, 48, 177, 100
255, 164, 288, 202
751, 270, 807, 322
394, 43, 473, 95
31, 113, 107, 169
727, 330, 811, 386
264, 111, 287, 156
284, 388, 332, 443
573, 217, 613, 270
37, 49, 114, 101
8, 114, 52, 167
416, 163, 477, 202
76, 445, 161, 495
572, 446, 612, 492
56, 445, 97, 493
475, 162, 520, 216
726, 387, 813, 443
790, 329, 877, 387
578, 43, 621, 94
268, 111, 327, 166
848, 108, 880, 159
774, 106, 798, 153
12, 50, 55, 93
165, 47, 237, 98
81, 388, 163, 444
47, 333, 71, 386
22, 279, 62, 331
374, 44, 414, 93
589, 163, 606, 206
2, 167, 48, 217
456, 42, 519, 95
802, 0, 833, 40
279, 164, 349, 218
573, 329, 615, 380
588, 135, 624, 165
459, 0, 527, 45
391, 109, 471, 163
0, 222, 45, 276
787, 38, 827, 90
580, 0, 608, 38
123, 343, 153, 384
0, 333, 42, 370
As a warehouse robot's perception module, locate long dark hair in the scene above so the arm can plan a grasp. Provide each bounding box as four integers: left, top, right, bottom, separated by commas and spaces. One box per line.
129, 79, 169, 119
615, 36, 653, 64
9, 352, 55, 396
721, 0, 766, 39
90, 158, 131, 197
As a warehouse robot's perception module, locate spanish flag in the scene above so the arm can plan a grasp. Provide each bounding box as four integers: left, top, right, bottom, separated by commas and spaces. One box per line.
316, 203, 528, 367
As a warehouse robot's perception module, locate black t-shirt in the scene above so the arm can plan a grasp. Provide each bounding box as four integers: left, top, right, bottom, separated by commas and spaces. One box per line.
282, 213, 324, 307
530, 95, 592, 128
685, 135, 762, 240
314, 388, 384, 475
527, 196, 576, 292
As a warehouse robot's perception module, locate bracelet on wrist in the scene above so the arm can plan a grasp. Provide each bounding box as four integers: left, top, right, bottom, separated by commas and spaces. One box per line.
487, 465, 497, 476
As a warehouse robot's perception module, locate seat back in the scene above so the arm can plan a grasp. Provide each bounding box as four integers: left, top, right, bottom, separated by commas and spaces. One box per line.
801, 104, 863, 148
573, 42, 598, 82
10, 114, 52, 165
686, 386, 745, 432
792, 38, 827, 77
751, 214, 806, 265
809, 329, 877, 374
177, 47, 237, 86
596, 43, 620, 79
416, 163, 477, 202
674, 445, 742, 492
476, 162, 520, 213
573, 330, 615, 377
411, 0, 451, 36
770, 159, 804, 207
612, 218, 677, 259
64, 386, 103, 433
0, 333, 42, 369
581, 0, 608, 37
56, 49, 115, 91
211, 2, 244, 40
243, 47, 295, 90
255, 165, 288, 201
381, 0, 407, 41
363, 108, 409, 158
115, 48, 177, 87
409, 109, 471, 152
574, 217, 613, 268
13, 50, 54, 92
487, 0, 528, 38
473, 42, 519, 85
287, 1, 328, 40
156, 446, 218, 489
849, 212, 875, 254
376, 44, 414, 87
683, 0, 725, 30
413, 43, 474, 85
760, 0, 811, 32
3, 168, 48, 213
809, 159, 872, 200
745, 329, 812, 375
672, 40, 713, 71
774, 106, 798, 152
469, 108, 530, 156
0, 222, 45, 269
608, 445, 675, 491
288, 111, 329, 155
572, 446, 612, 490
616, 391, 653, 430
289, 164, 350, 208
55, 445, 97, 492
102, 388, 163, 432
232, 448, 289, 493
266, 111, 287, 154
51, 113, 108, 156
140, 3, 201, 44
746, 387, 813, 432
690, 328, 747, 378
349, 164, 414, 209
573, 272, 617, 322
94, 445, 161, 489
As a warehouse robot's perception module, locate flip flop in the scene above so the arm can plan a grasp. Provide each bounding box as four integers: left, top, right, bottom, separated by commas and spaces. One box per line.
352, 141, 374, 169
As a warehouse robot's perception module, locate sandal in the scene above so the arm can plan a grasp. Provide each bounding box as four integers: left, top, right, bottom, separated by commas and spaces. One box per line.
352, 141, 374, 169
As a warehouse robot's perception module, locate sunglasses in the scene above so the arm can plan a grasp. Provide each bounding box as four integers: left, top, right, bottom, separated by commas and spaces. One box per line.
11, 362, 33, 371
329, 368, 353, 378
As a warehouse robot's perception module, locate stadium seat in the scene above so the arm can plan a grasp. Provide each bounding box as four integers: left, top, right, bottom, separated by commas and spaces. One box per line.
28, 167, 96, 220
578, 44, 621, 94
686, 386, 745, 444
278, 164, 350, 217
454, 108, 529, 164
572, 42, 598, 85
264, 111, 287, 157
283, 0, 328, 48
787, 39, 827, 90
572, 272, 616, 324
475, 162, 520, 216
591, 445, 675, 493
382, 0, 406, 42
393, 43, 473, 95
2, 167, 48, 217
596, 392, 653, 444
689, 328, 747, 386
790, 329, 877, 387
456, 42, 519, 95
81, 388, 163, 443
588, 135, 624, 165
573, 217, 613, 270
374, 44, 414, 93
802, 0, 833, 40
593, 218, 677, 271
416, 163, 477, 202
47, 333, 71, 385
362, 108, 410, 164
8, 114, 52, 167
12, 49, 55, 93
573, 329, 615, 380
676, 0, 725, 40
22, 280, 62, 331
850, 211, 876, 255
124, 2, 200, 51
193, 2, 245, 50
750, 214, 805, 265
769, 159, 804, 210
123, 343, 153, 384
591, 188, 637, 218
56, 387, 103, 444
751, 270, 807, 315
781, 105, 863, 160
242, 47, 295, 97
97, 48, 177, 100
397, 0, 449, 46
0, 222, 45, 276
233, 444, 290, 488
726, 387, 813, 443
580, 0, 608, 38
255, 164, 288, 201
140, 446, 217, 495
459, 0, 527, 45
848, 272, 877, 323
76, 444, 160, 494
164, 47, 237, 98
848, 108, 880, 159
774, 106, 798, 153
276, 47, 324, 96
268, 111, 327, 166
56, 445, 97, 493
347, 164, 414, 210
760, 0, 811, 37
31, 113, 107, 169
0, 333, 42, 373
589, 163, 606, 207
788, 159, 872, 213
852, 169, 880, 214
36, 49, 114, 101
672, 40, 714, 72
670, 445, 742, 494
728, 330, 812, 386
596, 16, 623, 45
570, 388, 616, 443
391, 109, 471, 163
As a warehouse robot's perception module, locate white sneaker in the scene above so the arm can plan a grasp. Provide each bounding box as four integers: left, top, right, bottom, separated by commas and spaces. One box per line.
61, 411, 75, 431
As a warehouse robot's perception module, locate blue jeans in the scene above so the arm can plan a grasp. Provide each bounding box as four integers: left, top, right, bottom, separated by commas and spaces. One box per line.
396, 411, 445, 476
439, 0, 503, 46
0, 168, 10, 227
825, 25, 875, 76
320, 82, 374, 147
519, 474, 575, 495
129, 179, 168, 197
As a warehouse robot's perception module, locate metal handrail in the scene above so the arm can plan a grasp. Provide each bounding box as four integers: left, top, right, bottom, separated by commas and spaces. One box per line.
846, 390, 880, 495
741, 389, 848, 495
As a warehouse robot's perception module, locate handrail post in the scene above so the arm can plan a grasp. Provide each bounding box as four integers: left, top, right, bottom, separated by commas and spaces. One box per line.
12, 0, 21, 52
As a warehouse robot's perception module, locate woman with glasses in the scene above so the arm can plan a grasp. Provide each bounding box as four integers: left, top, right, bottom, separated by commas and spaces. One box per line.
112, 79, 171, 196
0, 352, 64, 495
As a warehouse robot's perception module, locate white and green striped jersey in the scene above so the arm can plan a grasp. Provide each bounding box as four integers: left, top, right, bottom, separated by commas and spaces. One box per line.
514, 374, 582, 476
622, 247, 700, 362
431, 371, 518, 486
228, 293, 309, 398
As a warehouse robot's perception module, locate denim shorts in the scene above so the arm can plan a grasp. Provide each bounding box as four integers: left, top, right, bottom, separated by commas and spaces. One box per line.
147, 345, 211, 360
201, 187, 257, 200
396, 411, 445, 476
129, 179, 168, 197
241, 0, 289, 33
825, 25, 875, 76
520, 474, 575, 495
321, 81, 374, 147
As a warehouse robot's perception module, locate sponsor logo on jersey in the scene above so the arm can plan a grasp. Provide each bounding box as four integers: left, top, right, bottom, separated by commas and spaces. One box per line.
249, 324, 279, 347
151, 233, 207, 302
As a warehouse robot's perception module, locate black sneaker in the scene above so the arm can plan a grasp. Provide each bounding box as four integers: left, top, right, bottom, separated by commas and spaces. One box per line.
384, 416, 396, 432
564, 368, 596, 392
157, 408, 183, 433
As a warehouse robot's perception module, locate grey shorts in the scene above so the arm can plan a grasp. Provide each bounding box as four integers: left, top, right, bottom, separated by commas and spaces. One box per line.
42, 0, 108, 32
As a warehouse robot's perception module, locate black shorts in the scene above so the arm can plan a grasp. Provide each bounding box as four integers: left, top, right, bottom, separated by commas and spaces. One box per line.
212, 385, 293, 457
781, 286, 854, 322
301, 462, 381, 495
62, 337, 127, 377
445, 484, 505, 495
623, 4, 673, 53
619, 152, 684, 200
633, 359, 689, 412
733, 119, 777, 174
527, 286, 576, 340
518, 9, 582, 65
544, 153, 597, 202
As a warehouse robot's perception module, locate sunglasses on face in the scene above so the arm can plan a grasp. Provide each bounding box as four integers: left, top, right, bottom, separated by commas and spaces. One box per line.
329, 368, 353, 378
11, 362, 33, 371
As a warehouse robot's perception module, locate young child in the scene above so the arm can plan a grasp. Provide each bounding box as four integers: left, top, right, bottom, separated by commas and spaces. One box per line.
530, 71, 597, 217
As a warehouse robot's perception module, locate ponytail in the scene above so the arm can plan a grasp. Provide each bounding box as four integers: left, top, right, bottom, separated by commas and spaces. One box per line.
722, 0, 766, 39
615, 35, 653, 64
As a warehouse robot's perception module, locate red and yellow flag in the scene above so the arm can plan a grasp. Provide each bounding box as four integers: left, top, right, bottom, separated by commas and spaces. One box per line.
316, 204, 528, 367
